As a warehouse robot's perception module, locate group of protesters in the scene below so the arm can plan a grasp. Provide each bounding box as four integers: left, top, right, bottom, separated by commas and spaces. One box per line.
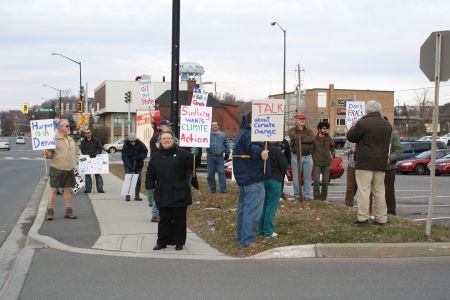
43, 99, 401, 250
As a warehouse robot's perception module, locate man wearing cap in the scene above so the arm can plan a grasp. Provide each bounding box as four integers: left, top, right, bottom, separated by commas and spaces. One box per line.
207, 121, 230, 193
288, 114, 315, 201
121, 133, 148, 201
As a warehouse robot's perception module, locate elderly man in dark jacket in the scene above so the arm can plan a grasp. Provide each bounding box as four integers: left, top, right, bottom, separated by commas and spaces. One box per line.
80, 129, 105, 193
121, 133, 148, 201
347, 100, 392, 226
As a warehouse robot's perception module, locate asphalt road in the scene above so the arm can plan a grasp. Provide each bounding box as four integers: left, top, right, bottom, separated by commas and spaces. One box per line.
18, 249, 450, 300
0, 138, 44, 247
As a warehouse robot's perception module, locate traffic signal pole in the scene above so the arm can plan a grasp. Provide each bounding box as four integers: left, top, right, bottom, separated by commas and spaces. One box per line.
170, 0, 180, 137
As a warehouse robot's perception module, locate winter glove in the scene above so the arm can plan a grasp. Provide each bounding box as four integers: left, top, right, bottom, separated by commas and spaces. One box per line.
224, 153, 230, 160
191, 147, 198, 155
147, 189, 155, 203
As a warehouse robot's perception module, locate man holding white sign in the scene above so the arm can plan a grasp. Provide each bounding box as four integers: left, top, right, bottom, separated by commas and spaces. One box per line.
80, 129, 105, 193
42, 119, 78, 220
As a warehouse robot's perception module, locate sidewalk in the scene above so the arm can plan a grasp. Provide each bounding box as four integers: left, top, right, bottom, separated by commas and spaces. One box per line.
28, 170, 450, 260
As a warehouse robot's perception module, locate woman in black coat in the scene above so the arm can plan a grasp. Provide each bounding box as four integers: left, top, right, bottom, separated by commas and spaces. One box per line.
145, 131, 193, 251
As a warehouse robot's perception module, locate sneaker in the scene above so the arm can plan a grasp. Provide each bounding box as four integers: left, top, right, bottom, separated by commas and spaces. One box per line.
134, 197, 143, 201
64, 207, 77, 219
125, 195, 130, 201
97, 190, 105, 193
175, 245, 183, 251
47, 208, 54, 221
266, 232, 278, 238
353, 220, 369, 227
83, 190, 91, 193
373, 220, 386, 226
151, 216, 160, 223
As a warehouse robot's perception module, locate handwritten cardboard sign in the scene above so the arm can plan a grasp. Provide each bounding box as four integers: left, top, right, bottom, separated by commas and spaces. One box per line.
136, 110, 153, 148
251, 99, 285, 142
72, 168, 85, 194
345, 101, 366, 130
191, 87, 208, 107
179, 105, 212, 147
79, 154, 109, 175
139, 79, 155, 110
30, 119, 56, 150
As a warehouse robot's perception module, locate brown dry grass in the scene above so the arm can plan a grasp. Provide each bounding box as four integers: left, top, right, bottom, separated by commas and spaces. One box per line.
110, 164, 450, 257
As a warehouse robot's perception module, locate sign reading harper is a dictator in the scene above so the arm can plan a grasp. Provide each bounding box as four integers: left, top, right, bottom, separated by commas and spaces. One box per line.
179, 105, 212, 147
191, 87, 208, 107
345, 101, 366, 130
139, 79, 155, 110
251, 99, 285, 142
30, 119, 56, 150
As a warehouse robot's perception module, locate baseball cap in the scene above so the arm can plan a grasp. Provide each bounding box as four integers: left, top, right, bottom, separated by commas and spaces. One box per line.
159, 120, 173, 127
295, 113, 306, 119
128, 133, 137, 141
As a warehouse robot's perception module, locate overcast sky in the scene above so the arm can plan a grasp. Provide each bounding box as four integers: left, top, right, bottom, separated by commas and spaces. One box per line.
1, 0, 450, 111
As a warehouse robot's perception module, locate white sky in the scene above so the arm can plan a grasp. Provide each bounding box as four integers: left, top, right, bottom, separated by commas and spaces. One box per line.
1, 0, 450, 111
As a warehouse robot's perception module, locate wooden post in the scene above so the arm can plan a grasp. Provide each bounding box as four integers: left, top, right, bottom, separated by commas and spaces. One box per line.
297, 135, 304, 202
193, 154, 196, 177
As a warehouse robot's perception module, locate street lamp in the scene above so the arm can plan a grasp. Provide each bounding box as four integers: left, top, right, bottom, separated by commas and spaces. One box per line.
51, 52, 82, 110
271, 21, 286, 103
43, 84, 62, 118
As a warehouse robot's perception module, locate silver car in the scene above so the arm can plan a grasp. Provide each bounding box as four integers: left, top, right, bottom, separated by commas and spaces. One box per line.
0, 138, 11, 150
103, 137, 126, 153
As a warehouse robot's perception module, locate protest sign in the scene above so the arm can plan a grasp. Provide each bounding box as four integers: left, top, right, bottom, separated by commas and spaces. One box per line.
138, 79, 155, 110
72, 168, 85, 194
345, 101, 366, 130
121, 173, 139, 196
179, 105, 212, 147
30, 119, 56, 150
136, 110, 153, 148
79, 154, 109, 175
251, 99, 285, 142
191, 87, 208, 107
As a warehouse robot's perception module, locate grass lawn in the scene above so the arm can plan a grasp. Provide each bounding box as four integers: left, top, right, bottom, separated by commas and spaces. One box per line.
110, 164, 450, 257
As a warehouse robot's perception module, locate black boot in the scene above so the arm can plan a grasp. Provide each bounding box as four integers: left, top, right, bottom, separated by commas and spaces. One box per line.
125, 195, 130, 201
134, 184, 142, 201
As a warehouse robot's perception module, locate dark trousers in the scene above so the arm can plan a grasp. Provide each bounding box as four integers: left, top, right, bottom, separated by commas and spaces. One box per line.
313, 165, 330, 200
157, 206, 187, 247
85, 174, 104, 192
385, 169, 396, 215
345, 166, 357, 207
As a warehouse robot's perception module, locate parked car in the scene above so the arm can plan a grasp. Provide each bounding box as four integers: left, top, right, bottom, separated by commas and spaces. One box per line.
0, 138, 11, 150
439, 133, 450, 145
225, 155, 344, 182
398, 141, 447, 161
15, 136, 25, 144
400, 137, 417, 142
333, 136, 347, 149
396, 149, 450, 175
417, 135, 446, 143
103, 137, 126, 153
430, 153, 450, 175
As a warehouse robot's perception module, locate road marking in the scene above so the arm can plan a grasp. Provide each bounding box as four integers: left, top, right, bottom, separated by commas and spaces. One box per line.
414, 217, 450, 221
397, 204, 450, 207
19, 157, 30, 160
3, 157, 14, 160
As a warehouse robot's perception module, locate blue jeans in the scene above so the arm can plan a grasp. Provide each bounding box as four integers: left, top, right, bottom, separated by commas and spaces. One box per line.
207, 155, 226, 192
258, 179, 282, 237
236, 182, 265, 247
291, 154, 313, 199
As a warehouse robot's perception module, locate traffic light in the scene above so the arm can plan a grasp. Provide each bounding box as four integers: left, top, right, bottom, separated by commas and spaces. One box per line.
124, 91, 132, 103
22, 103, 29, 114
80, 86, 85, 100
77, 101, 83, 113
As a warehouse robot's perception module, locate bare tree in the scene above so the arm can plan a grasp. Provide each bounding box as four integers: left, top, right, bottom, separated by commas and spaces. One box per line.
415, 88, 433, 120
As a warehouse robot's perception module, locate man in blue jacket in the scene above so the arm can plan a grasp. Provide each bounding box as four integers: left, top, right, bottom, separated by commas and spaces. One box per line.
207, 121, 230, 193
233, 112, 269, 248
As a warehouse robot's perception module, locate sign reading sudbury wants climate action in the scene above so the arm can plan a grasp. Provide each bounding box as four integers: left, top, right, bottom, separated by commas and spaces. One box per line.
30, 119, 56, 150
179, 105, 212, 147
345, 101, 366, 130
251, 99, 285, 142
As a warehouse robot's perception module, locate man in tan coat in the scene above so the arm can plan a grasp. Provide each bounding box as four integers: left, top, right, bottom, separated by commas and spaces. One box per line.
43, 119, 78, 220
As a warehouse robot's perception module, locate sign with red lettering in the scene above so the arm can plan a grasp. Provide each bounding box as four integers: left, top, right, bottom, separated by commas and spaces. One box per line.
251, 99, 285, 142
179, 105, 212, 147
139, 79, 155, 110
136, 110, 154, 148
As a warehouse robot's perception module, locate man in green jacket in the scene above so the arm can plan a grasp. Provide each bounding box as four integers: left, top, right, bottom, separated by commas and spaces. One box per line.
312, 122, 335, 201
384, 118, 403, 215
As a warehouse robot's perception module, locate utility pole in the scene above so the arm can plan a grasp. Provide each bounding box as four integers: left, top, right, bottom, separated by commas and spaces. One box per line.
171, 0, 180, 138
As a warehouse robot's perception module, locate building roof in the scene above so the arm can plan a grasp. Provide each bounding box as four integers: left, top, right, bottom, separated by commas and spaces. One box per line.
156, 90, 225, 107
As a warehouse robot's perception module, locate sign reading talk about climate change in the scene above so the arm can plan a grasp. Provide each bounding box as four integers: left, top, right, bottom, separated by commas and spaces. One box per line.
251, 99, 285, 142
345, 101, 366, 130
179, 105, 212, 147
191, 87, 208, 107
30, 119, 56, 150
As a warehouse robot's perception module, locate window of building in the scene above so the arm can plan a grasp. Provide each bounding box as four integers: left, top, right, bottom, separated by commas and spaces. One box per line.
318, 92, 327, 108
320, 118, 329, 123
336, 118, 346, 126
114, 114, 122, 128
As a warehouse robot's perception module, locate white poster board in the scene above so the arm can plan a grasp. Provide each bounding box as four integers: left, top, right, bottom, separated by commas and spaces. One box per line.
179, 105, 212, 147
251, 99, 285, 142
138, 79, 155, 110
191, 87, 208, 107
121, 173, 139, 196
345, 101, 366, 130
136, 110, 153, 148
72, 168, 85, 194
30, 119, 57, 150
79, 154, 109, 175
